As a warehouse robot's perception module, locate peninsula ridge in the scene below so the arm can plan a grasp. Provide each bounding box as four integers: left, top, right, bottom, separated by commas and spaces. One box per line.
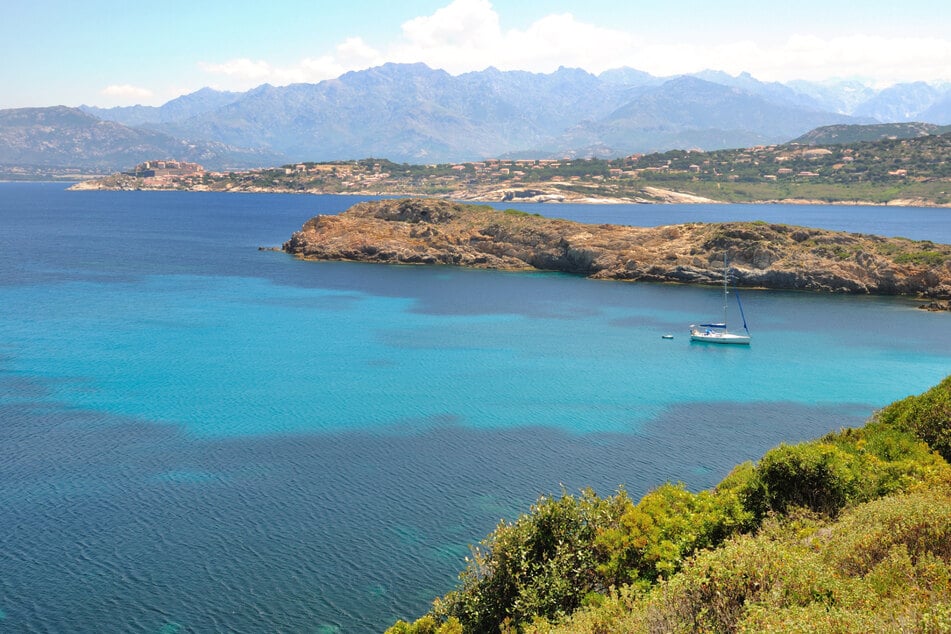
283, 198, 951, 303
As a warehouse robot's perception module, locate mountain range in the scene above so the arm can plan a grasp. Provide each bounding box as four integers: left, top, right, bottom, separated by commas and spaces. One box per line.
2, 64, 950, 172
0, 106, 281, 174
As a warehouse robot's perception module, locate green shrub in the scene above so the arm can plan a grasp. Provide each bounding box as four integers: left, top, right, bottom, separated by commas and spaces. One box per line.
641, 525, 839, 634
878, 375, 951, 462
595, 483, 752, 586
742, 442, 861, 518
393, 376, 951, 633
546, 487, 951, 634
385, 615, 463, 634
823, 423, 950, 497
740, 421, 949, 521
822, 485, 951, 578
434, 489, 633, 631
501, 208, 541, 218
894, 250, 948, 266
739, 603, 914, 633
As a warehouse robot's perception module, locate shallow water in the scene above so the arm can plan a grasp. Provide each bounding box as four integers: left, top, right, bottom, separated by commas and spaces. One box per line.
1, 184, 949, 631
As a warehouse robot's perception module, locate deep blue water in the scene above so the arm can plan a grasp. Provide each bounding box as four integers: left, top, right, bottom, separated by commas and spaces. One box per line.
489, 200, 951, 243
1, 183, 950, 632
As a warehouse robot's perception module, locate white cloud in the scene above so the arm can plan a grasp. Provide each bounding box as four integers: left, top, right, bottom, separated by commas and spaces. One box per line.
499, 12, 634, 74
296, 38, 385, 82
335, 37, 383, 69
625, 33, 951, 84
400, 0, 500, 50
198, 58, 272, 80
391, 0, 633, 74
195, 0, 636, 90
100, 84, 154, 101
199, 37, 384, 90
193, 0, 951, 91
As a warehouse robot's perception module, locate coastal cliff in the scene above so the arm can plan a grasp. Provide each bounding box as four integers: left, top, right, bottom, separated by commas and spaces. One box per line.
283, 198, 951, 300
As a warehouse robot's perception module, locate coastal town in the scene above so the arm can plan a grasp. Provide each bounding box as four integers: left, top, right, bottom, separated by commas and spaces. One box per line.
75, 132, 951, 206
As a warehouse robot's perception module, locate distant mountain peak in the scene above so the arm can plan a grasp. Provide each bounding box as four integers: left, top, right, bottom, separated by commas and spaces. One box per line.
6, 66, 950, 168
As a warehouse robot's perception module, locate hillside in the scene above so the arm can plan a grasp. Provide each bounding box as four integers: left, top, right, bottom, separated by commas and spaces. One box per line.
792, 122, 951, 145
852, 81, 948, 122
51, 64, 882, 167
7, 65, 951, 174
80, 87, 243, 127
0, 106, 281, 175
74, 128, 951, 206
552, 76, 862, 156
387, 375, 951, 633
282, 198, 951, 300
85, 66, 951, 166
147, 64, 636, 163
145, 67, 868, 162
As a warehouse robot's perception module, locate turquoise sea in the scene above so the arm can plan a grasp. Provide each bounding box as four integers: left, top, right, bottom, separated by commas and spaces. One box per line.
1, 183, 950, 632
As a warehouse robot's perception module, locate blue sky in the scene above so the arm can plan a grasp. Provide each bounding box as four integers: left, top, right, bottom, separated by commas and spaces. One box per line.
2, 0, 949, 108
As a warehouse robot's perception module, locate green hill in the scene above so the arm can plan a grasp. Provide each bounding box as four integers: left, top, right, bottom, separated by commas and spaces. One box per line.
80, 131, 951, 206
792, 122, 951, 145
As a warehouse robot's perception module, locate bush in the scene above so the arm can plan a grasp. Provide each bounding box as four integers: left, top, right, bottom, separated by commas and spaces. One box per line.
386, 615, 463, 634
641, 522, 839, 634
392, 376, 951, 632
595, 483, 752, 586
893, 250, 948, 267
742, 442, 861, 518
822, 484, 951, 578
878, 375, 951, 462
434, 489, 633, 631
544, 487, 951, 634
740, 421, 950, 521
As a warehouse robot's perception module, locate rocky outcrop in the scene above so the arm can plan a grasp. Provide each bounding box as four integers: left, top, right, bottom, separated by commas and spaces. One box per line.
920, 300, 951, 311
283, 198, 951, 300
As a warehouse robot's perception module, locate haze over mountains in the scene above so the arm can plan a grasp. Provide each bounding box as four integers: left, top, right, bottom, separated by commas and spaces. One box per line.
3, 63, 951, 172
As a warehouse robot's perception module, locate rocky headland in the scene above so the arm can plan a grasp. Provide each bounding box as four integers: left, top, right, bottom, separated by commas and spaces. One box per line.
283, 198, 951, 301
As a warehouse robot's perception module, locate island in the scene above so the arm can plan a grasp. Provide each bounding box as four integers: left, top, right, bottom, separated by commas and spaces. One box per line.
283, 198, 951, 304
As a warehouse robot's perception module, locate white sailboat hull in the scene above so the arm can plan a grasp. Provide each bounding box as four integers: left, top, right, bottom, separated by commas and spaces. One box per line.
690, 255, 752, 345
690, 328, 751, 345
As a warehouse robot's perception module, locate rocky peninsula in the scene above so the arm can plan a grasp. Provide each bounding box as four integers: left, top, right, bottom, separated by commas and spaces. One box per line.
283, 198, 951, 301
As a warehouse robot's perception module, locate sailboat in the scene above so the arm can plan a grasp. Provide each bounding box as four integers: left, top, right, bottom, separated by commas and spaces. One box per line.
690, 255, 751, 345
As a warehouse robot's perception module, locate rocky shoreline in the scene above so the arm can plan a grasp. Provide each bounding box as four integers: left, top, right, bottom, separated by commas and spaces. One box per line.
283, 198, 951, 302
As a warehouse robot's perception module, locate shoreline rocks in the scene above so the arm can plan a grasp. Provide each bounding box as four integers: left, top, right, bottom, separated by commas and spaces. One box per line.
282, 198, 951, 302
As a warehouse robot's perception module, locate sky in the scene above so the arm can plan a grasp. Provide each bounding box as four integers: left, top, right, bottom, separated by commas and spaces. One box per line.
2, 0, 950, 109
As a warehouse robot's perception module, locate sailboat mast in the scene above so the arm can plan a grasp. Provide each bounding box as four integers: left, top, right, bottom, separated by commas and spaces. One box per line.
722, 252, 728, 327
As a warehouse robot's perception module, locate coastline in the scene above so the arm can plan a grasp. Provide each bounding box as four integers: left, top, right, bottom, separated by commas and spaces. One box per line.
67, 179, 951, 208
282, 198, 951, 305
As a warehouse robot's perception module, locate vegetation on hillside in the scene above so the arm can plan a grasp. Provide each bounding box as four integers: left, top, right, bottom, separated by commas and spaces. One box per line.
791, 122, 951, 146
284, 198, 951, 302
387, 376, 951, 633
79, 130, 951, 206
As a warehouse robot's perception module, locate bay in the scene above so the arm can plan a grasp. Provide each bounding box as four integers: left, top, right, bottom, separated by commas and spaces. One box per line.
1, 183, 949, 632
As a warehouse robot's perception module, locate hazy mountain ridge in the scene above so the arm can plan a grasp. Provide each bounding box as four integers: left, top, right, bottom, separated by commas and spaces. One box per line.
690, 70, 828, 111
549, 76, 867, 155
0, 106, 282, 173
921, 92, 951, 124
151, 63, 638, 163
80, 87, 244, 127
853, 81, 945, 122
4, 64, 951, 171
129, 65, 891, 162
